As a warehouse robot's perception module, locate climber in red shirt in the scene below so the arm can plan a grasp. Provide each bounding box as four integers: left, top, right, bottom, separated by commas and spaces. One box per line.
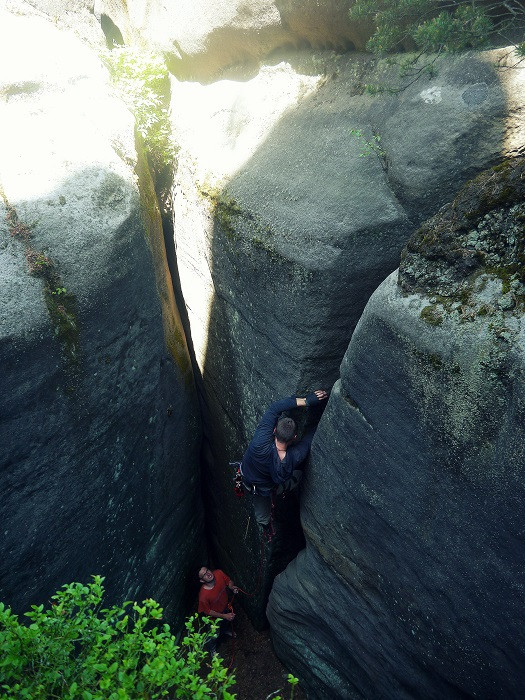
198, 567, 239, 652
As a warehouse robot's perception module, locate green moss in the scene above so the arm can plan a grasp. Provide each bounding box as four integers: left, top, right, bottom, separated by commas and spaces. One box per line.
400, 158, 525, 315
252, 235, 286, 264
458, 287, 471, 305
428, 353, 443, 369
29, 252, 80, 371
44, 287, 80, 367
485, 266, 515, 292
493, 160, 512, 173
215, 195, 243, 241
458, 160, 525, 223
199, 185, 285, 262
412, 347, 443, 369
420, 305, 444, 326
199, 186, 243, 241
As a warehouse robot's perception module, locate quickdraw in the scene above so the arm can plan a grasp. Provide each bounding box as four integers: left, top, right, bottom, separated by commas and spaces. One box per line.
230, 461, 244, 499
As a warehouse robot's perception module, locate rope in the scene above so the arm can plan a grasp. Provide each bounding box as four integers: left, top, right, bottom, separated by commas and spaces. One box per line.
226, 609, 236, 671
224, 529, 269, 672
235, 534, 266, 597
236, 488, 277, 597
222, 465, 280, 671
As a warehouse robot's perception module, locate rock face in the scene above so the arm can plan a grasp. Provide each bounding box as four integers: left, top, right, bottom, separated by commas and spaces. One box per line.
0, 11, 203, 623
95, 0, 358, 79
267, 160, 525, 698
170, 46, 525, 625
5, 8, 525, 689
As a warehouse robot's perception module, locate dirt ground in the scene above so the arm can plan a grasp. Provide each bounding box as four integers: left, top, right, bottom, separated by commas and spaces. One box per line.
216, 606, 306, 700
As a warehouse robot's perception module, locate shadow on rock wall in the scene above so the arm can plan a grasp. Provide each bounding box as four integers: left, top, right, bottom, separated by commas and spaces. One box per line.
187, 48, 513, 631
0, 166, 204, 626
268, 158, 525, 698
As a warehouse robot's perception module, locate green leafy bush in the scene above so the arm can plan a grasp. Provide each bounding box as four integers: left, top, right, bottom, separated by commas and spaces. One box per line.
349, 0, 525, 91
101, 46, 176, 173
412, 5, 493, 53
350, 0, 498, 55
0, 576, 235, 699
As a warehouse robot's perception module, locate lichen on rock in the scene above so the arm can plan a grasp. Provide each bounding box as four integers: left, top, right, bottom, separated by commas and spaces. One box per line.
399, 157, 525, 322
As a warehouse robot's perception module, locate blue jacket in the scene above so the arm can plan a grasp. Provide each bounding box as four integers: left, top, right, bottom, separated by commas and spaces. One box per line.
241, 396, 314, 488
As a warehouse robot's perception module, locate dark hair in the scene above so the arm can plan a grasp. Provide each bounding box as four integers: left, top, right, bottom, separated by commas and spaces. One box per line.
275, 416, 296, 443
197, 566, 208, 584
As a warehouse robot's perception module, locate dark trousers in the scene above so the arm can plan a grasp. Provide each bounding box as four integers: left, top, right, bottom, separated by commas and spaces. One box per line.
245, 469, 303, 525
205, 603, 233, 654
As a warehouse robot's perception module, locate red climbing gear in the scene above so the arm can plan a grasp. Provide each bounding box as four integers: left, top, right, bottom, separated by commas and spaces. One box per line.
230, 461, 244, 499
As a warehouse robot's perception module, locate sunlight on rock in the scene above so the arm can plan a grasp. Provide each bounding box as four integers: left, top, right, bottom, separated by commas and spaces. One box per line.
497, 47, 525, 155
171, 61, 323, 369
0, 11, 133, 202
419, 86, 442, 104
170, 62, 323, 187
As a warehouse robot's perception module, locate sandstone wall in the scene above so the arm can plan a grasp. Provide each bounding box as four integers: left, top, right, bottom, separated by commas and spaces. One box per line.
0, 11, 203, 622
268, 161, 525, 697
170, 46, 524, 625
3, 4, 525, 695
95, 0, 358, 79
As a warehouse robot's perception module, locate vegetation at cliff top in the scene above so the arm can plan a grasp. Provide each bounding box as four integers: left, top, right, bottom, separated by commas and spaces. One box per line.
350, 0, 525, 55
350, 0, 525, 90
0, 576, 234, 699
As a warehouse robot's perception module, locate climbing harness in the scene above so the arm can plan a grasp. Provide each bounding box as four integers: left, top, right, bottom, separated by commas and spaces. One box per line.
230, 460, 278, 542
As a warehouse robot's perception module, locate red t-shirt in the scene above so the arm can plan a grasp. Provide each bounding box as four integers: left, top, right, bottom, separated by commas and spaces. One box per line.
198, 569, 230, 614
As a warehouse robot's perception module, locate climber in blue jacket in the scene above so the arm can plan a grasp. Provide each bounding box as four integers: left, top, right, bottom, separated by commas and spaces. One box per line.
241, 390, 328, 528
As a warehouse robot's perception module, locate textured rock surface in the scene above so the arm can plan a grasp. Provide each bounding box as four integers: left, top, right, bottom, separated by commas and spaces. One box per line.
0, 11, 203, 622
171, 47, 525, 625
95, 0, 357, 79
268, 161, 525, 698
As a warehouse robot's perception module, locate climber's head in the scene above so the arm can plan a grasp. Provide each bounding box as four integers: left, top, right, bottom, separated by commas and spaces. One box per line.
198, 567, 215, 585
275, 416, 296, 444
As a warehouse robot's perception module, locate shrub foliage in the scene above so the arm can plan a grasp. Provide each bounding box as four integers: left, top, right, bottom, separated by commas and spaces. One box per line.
101, 46, 176, 175
349, 0, 525, 55
0, 576, 234, 699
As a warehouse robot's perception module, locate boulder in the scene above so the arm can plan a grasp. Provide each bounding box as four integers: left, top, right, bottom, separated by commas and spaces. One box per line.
3, 0, 104, 48
0, 11, 203, 623
171, 47, 524, 624
267, 160, 525, 697
94, 0, 358, 80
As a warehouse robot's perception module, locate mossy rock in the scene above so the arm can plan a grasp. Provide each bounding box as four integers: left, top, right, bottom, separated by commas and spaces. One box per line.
399, 157, 525, 307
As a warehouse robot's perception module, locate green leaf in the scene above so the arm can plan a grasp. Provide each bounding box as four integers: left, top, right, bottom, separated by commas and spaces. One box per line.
0, 578, 237, 698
